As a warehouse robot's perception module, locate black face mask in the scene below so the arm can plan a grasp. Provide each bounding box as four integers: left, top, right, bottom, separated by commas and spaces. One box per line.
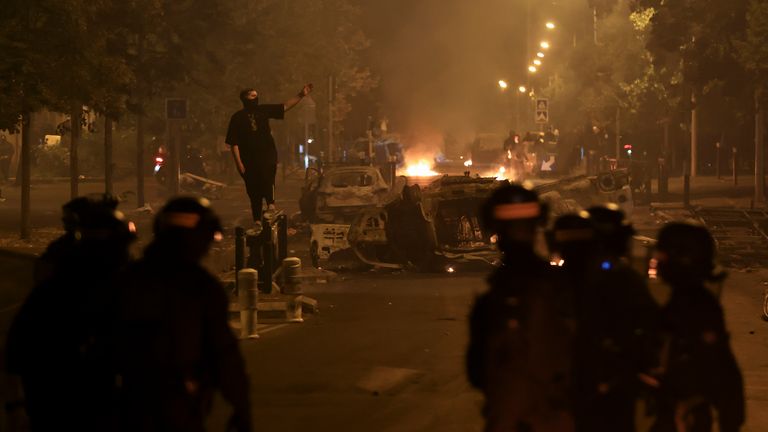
242, 97, 259, 110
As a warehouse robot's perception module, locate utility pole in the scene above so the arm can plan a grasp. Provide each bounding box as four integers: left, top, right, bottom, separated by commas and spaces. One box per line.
593, 7, 599, 45
104, 117, 113, 195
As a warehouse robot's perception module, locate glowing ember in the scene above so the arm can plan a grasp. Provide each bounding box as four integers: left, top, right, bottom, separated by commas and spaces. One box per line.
401, 160, 439, 177
463, 159, 473, 167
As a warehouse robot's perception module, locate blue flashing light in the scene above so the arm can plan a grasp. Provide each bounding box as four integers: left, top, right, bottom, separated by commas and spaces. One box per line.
601, 261, 612, 271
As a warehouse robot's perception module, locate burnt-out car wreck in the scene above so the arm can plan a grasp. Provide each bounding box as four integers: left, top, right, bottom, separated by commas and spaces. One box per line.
299, 165, 635, 272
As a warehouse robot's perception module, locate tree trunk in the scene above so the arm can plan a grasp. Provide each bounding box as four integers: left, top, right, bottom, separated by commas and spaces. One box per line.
20, 111, 31, 240
104, 116, 113, 195
691, 92, 698, 178
756, 90, 765, 203
136, 113, 145, 207
70, 104, 80, 198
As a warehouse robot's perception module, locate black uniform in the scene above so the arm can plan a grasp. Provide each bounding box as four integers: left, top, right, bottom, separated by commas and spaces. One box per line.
113, 243, 251, 432
225, 103, 284, 220
652, 285, 744, 432
572, 260, 660, 432
467, 253, 574, 432
7, 206, 132, 432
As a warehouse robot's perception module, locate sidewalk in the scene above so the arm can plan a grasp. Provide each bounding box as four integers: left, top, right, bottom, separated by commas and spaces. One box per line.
652, 174, 765, 209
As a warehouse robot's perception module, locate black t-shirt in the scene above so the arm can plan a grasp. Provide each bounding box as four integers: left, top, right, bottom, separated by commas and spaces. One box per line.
225, 104, 284, 166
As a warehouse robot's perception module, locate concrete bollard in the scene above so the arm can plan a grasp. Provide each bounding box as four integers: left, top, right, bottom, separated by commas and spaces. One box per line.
282, 257, 303, 295
237, 268, 259, 339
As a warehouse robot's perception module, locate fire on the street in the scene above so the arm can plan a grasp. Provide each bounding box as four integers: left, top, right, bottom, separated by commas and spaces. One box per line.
400, 159, 439, 177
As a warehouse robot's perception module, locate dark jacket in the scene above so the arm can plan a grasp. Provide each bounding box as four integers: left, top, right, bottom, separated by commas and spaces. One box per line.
113, 244, 251, 432
653, 285, 744, 432
7, 247, 124, 432
467, 253, 575, 432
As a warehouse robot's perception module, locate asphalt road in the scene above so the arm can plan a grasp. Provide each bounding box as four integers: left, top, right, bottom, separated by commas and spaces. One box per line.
2, 175, 768, 431
211, 273, 486, 432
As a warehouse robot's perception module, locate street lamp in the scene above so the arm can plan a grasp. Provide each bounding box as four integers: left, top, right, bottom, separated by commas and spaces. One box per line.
528, 65, 537, 73
540, 41, 550, 50
546, 22, 556, 30
518, 85, 527, 93
533, 59, 542, 66
498, 80, 509, 90
537, 52, 545, 58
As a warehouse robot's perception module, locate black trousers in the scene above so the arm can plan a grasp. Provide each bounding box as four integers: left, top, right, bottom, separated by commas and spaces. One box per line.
241, 163, 276, 221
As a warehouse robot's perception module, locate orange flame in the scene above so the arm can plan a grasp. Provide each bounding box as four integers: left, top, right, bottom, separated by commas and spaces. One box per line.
400, 160, 439, 177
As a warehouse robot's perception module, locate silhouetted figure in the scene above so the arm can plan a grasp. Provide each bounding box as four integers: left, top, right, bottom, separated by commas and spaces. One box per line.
651, 222, 744, 432
467, 183, 574, 432
34, 194, 121, 284
567, 204, 661, 432
7, 197, 135, 432
113, 197, 251, 432
226, 84, 312, 228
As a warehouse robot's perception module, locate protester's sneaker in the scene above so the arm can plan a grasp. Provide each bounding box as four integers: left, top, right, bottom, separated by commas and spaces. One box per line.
263, 204, 277, 219
245, 220, 262, 236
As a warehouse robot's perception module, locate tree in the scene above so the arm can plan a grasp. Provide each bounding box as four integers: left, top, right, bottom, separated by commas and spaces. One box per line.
737, 0, 768, 201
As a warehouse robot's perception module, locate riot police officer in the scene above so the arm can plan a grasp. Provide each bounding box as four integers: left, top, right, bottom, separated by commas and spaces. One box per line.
652, 222, 744, 432
113, 197, 252, 432
569, 204, 660, 432
7, 197, 136, 431
34, 193, 121, 283
467, 183, 574, 432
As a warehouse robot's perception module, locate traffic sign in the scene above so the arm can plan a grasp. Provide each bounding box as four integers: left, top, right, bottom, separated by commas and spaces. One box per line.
535, 98, 549, 124
166, 98, 188, 119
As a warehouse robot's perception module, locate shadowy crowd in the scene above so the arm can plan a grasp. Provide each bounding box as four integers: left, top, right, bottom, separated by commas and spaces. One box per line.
467, 183, 745, 432
6, 195, 251, 432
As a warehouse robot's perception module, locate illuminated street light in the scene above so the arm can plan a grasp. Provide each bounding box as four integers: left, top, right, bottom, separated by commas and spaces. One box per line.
546, 22, 556, 30
518, 85, 527, 93
498, 80, 508, 89
540, 41, 551, 49
528, 65, 538, 73
537, 52, 545, 58
533, 59, 542, 66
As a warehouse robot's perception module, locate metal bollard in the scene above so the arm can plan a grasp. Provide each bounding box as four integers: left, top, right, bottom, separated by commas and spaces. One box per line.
282, 257, 303, 295
237, 268, 259, 339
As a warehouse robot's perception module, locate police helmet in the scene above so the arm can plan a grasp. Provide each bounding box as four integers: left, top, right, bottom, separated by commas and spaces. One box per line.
154, 196, 223, 242
547, 211, 595, 254
62, 193, 119, 233
656, 221, 720, 282
480, 182, 547, 232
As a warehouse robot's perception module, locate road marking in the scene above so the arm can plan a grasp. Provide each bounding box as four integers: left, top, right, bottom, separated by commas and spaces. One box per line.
257, 324, 289, 335
356, 366, 422, 394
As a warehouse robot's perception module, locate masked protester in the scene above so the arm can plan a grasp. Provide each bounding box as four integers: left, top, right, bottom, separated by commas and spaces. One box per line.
560, 204, 661, 432
651, 222, 744, 432
7, 197, 136, 432
113, 197, 252, 432
225, 85, 313, 231
467, 183, 574, 432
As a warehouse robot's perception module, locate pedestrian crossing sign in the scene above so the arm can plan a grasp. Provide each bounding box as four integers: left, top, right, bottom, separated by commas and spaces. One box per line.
535, 98, 549, 124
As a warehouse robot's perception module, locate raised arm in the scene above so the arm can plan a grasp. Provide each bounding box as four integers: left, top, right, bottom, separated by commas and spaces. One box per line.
284, 83, 314, 112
